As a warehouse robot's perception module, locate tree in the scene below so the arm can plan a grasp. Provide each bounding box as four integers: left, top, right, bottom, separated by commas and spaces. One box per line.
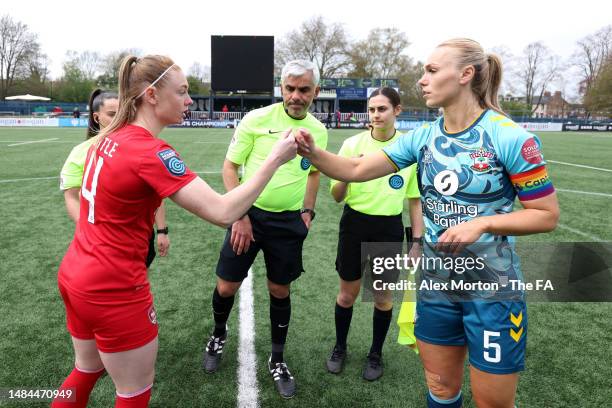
347, 28, 412, 79
186, 62, 210, 95
276, 16, 350, 78
27, 50, 50, 84
515, 42, 559, 115
345, 28, 423, 108
0, 14, 41, 98
64, 50, 101, 81
500, 99, 531, 119
9, 50, 51, 97
188, 62, 210, 83
573, 25, 611, 97
397, 61, 426, 109
584, 57, 612, 115
54, 51, 97, 102
97, 48, 141, 90
490, 45, 517, 96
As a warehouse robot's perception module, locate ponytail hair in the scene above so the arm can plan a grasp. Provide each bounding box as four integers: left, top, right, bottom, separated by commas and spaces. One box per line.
86, 88, 118, 139
437, 38, 505, 115
93, 54, 177, 147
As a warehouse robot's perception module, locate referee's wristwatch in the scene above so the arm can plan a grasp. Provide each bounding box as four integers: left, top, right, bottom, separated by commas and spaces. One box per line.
156, 226, 169, 235
300, 208, 316, 221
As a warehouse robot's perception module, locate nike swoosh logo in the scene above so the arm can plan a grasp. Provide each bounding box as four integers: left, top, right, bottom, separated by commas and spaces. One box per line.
278, 323, 289, 328
268, 130, 283, 134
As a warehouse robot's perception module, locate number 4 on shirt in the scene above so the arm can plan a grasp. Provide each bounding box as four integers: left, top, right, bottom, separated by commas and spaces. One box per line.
82, 154, 104, 224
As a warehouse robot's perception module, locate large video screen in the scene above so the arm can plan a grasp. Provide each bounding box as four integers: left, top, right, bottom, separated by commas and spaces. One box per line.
211, 35, 274, 93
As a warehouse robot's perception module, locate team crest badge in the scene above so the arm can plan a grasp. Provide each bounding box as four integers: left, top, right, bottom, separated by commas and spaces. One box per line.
422, 150, 433, 165
469, 147, 494, 172
148, 306, 158, 325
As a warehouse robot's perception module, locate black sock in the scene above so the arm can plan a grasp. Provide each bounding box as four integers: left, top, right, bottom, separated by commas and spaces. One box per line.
212, 287, 235, 337
334, 302, 353, 350
370, 307, 393, 355
270, 293, 291, 363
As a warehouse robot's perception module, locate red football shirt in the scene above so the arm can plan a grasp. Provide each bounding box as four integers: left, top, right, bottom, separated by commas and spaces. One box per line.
58, 125, 197, 296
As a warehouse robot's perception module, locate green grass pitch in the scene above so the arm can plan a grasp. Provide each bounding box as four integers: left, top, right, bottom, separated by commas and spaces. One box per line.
0, 128, 611, 407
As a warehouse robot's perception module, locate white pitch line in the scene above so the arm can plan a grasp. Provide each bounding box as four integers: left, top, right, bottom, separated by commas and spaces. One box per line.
0, 172, 221, 183
556, 188, 612, 198
548, 160, 612, 172
584, 134, 612, 138
553, 132, 612, 137
0, 176, 58, 183
1, 140, 83, 144
557, 223, 604, 242
237, 269, 259, 408
7, 138, 58, 147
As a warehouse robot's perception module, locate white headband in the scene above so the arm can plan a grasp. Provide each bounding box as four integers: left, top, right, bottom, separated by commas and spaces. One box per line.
136, 63, 176, 99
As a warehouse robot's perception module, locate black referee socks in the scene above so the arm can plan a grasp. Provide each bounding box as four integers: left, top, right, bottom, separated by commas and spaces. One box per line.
212, 287, 235, 337
370, 307, 393, 355
270, 293, 291, 363
335, 302, 354, 350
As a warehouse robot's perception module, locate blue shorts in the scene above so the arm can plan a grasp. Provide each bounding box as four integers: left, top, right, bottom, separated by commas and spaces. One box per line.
415, 296, 527, 374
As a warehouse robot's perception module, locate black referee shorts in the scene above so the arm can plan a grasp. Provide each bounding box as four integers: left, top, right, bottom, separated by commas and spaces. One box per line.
216, 206, 309, 285
336, 205, 404, 282
145, 231, 156, 268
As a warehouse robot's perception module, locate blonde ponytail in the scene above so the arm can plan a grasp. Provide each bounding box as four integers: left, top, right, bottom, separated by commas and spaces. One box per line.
437, 38, 506, 115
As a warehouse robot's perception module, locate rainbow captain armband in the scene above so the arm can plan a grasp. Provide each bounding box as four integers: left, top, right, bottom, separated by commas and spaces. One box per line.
510, 166, 555, 201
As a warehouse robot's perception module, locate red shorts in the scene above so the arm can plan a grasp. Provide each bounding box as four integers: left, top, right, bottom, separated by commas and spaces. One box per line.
58, 281, 158, 353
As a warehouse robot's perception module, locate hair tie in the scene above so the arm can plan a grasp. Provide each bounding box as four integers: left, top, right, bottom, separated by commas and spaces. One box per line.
136, 63, 176, 99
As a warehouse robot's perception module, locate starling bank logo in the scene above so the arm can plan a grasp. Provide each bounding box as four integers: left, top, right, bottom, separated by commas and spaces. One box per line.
434, 170, 459, 196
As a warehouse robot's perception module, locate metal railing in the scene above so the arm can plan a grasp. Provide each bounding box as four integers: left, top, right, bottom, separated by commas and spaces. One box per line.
188, 111, 245, 120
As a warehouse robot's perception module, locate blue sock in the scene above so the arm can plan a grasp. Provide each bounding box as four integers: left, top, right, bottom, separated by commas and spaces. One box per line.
427, 390, 462, 408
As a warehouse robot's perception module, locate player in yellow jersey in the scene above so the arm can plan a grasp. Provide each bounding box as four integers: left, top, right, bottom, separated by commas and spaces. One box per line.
326, 87, 424, 380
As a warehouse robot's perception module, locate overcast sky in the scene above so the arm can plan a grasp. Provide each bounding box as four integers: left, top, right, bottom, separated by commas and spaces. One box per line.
7, 0, 612, 94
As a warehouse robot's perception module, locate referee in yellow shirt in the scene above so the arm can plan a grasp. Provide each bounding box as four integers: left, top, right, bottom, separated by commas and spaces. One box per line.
326, 87, 424, 381
202, 60, 328, 399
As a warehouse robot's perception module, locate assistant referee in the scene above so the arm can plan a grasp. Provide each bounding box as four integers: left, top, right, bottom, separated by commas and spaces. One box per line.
326, 87, 424, 381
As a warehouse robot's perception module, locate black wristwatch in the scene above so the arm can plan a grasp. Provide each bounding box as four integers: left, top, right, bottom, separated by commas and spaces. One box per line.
300, 208, 316, 221
156, 226, 169, 235
412, 236, 423, 245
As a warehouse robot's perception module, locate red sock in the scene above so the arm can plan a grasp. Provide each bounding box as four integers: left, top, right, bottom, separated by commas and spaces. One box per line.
114, 386, 152, 408
51, 366, 105, 407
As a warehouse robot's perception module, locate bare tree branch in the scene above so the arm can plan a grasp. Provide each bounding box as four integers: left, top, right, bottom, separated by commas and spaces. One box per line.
0, 15, 40, 98
275, 16, 350, 79
516, 42, 560, 115
572, 25, 611, 97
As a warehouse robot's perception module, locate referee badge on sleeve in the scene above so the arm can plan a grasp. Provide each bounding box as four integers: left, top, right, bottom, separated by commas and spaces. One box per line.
157, 148, 186, 176
389, 174, 404, 189
300, 157, 312, 170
